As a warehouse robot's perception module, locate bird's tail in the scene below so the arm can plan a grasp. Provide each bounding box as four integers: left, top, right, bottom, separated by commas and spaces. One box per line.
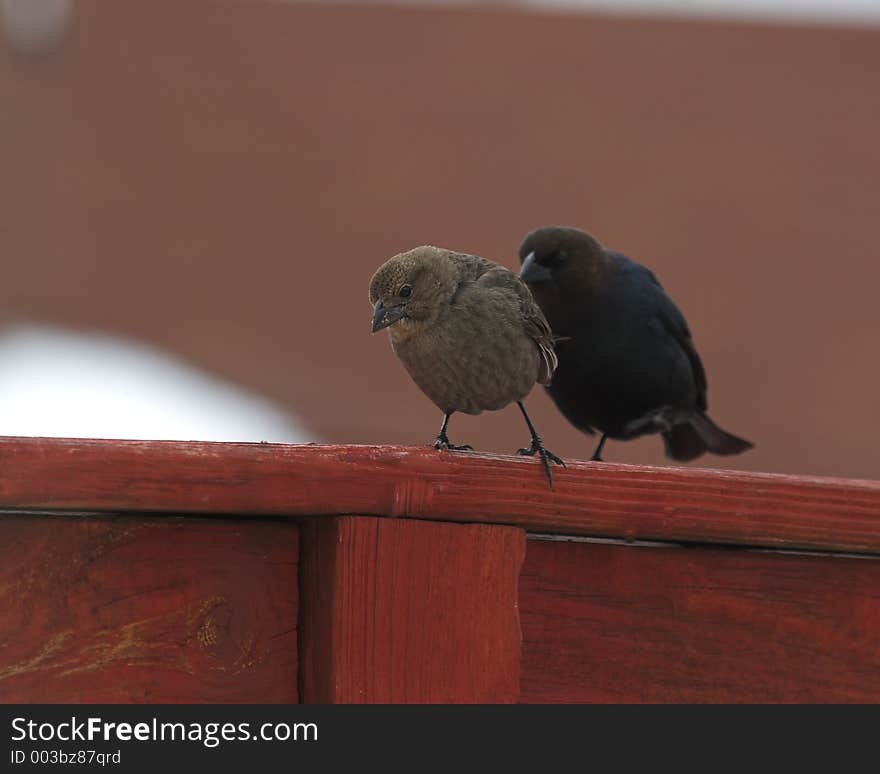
662, 413, 753, 462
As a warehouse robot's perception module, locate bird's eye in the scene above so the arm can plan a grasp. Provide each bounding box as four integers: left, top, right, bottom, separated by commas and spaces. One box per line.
399, 284, 412, 298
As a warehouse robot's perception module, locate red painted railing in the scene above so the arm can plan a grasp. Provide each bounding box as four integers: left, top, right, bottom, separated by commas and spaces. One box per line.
1, 438, 879, 703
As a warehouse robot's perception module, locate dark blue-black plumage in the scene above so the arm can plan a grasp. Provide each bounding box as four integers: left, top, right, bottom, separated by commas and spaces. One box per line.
518, 226, 752, 462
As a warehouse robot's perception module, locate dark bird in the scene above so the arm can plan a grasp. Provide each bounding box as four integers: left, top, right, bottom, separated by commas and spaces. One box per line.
518, 226, 753, 463
369, 245, 565, 485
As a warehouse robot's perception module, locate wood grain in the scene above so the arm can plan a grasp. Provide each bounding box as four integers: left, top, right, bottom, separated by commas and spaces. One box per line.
299, 516, 525, 703
0, 437, 878, 554
0, 515, 299, 703
520, 537, 880, 703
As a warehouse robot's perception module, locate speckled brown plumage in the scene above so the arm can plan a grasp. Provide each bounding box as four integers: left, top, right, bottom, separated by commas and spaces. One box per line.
369, 245, 563, 485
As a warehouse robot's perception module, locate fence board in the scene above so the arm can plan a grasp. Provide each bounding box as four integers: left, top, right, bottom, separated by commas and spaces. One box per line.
520, 537, 880, 703
0, 438, 878, 554
0, 515, 299, 703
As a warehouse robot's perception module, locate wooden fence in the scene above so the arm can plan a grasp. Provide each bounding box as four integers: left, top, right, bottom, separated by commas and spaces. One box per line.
1, 437, 879, 703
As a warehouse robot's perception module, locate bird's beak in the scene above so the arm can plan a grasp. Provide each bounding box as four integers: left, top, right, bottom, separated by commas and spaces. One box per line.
520, 252, 553, 285
372, 299, 405, 333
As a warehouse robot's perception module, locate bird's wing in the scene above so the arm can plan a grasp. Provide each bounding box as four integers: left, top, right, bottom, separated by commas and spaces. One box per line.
451, 251, 501, 282
608, 252, 709, 410
477, 267, 558, 385
645, 269, 709, 411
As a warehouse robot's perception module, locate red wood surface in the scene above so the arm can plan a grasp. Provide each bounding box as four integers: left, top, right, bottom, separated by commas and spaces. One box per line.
520, 537, 880, 703
0, 437, 878, 554
0, 515, 299, 703
299, 516, 525, 703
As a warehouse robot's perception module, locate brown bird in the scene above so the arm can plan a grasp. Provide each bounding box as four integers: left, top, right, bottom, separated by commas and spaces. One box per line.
519, 226, 753, 463
369, 245, 565, 485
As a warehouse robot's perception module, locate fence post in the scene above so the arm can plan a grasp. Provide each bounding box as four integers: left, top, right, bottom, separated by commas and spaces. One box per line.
298, 516, 525, 703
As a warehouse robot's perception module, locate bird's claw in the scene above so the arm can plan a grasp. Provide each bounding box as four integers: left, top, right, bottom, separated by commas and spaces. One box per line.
517, 441, 565, 466
434, 435, 473, 452
517, 439, 565, 487
545, 449, 566, 467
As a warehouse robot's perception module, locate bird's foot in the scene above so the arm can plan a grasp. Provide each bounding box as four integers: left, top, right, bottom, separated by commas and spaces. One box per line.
434, 433, 473, 452
517, 441, 565, 465
517, 438, 565, 486
590, 452, 604, 462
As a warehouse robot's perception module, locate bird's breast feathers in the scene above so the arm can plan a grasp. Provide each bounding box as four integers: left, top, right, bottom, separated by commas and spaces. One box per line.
386, 316, 420, 345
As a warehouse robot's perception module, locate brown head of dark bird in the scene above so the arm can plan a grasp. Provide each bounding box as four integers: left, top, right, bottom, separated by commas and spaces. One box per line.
519, 226, 613, 334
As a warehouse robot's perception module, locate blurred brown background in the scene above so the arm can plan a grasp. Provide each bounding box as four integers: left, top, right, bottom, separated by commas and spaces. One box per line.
1, 0, 878, 478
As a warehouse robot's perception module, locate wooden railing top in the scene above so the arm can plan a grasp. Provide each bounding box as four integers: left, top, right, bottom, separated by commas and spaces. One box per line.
1, 436, 879, 555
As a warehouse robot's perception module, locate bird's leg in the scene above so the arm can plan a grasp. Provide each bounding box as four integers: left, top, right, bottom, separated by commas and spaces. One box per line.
515, 401, 565, 487
433, 412, 473, 451
590, 433, 608, 462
